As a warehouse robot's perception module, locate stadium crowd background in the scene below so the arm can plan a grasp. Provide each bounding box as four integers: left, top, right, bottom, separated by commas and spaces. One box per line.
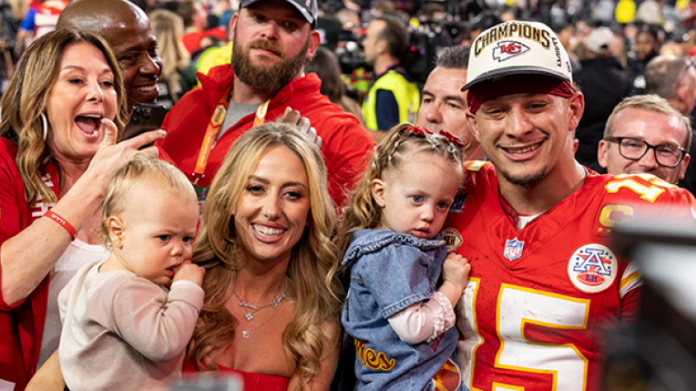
4, 0, 696, 191
1, 0, 696, 390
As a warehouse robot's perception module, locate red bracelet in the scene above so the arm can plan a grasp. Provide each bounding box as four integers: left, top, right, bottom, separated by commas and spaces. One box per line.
44, 210, 78, 240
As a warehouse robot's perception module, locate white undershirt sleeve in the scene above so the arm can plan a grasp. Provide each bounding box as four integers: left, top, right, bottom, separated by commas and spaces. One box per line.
387, 291, 456, 345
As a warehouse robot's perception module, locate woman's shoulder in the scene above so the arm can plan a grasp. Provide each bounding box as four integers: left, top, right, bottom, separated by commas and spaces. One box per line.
0, 137, 22, 188
0, 137, 18, 161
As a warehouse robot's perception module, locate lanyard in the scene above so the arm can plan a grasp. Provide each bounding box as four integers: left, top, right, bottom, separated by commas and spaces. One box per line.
192, 86, 270, 185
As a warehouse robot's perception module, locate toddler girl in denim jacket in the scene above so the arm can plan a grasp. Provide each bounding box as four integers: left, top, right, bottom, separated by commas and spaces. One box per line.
337, 124, 471, 390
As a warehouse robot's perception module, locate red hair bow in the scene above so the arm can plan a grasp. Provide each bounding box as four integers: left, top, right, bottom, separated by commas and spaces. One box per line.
439, 130, 465, 149
406, 125, 433, 137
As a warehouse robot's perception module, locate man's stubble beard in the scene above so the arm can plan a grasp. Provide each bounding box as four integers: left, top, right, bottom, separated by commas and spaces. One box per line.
232, 34, 310, 97
500, 166, 548, 188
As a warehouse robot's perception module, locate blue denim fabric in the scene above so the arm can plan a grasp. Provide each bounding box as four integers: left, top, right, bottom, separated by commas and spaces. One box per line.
341, 229, 461, 391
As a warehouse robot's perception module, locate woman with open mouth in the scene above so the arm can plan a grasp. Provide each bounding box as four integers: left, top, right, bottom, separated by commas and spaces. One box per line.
0, 29, 165, 391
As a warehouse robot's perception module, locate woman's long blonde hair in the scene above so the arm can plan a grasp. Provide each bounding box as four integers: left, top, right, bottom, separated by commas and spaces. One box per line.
149, 9, 191, 102
0, 29, 127, 207
336, 123, 464, 257
188, 123, 342, 388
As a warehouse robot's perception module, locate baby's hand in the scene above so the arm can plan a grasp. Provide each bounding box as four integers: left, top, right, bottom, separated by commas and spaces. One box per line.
442, 253, 471, 293
173, 261, 206, 287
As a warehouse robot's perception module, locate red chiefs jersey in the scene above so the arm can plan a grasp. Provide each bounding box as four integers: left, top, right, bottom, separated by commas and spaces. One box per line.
443, 162, 696, 391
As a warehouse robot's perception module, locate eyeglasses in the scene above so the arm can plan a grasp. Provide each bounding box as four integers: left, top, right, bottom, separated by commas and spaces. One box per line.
604, 136, 686, 167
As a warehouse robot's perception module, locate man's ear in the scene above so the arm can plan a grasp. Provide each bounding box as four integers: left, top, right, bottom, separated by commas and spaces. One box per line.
229, 13, 238, 41
108, 216, 125, 248
568, 92, 585, 131
679, 153, 691, 181
376, 38, 387, 56
467, 111, 480, 142
307, 30, 321, 59
371, 178, 387, 208
597, 139, 609, 169
676, 82, 690, 112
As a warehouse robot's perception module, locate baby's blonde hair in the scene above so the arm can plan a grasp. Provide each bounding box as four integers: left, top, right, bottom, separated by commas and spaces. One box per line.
101, 154, 196, 245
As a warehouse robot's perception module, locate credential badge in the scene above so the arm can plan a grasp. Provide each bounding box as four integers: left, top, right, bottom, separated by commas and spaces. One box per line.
504, 238, 524, 261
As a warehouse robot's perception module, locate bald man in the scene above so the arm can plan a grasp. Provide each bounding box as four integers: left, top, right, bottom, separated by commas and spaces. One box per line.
57, 0, 162, 110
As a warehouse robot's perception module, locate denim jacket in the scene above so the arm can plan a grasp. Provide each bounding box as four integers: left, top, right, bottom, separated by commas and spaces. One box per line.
341, 229, 461, 391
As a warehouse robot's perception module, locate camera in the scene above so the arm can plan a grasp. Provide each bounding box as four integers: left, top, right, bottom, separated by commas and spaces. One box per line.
129, 107, 153, 124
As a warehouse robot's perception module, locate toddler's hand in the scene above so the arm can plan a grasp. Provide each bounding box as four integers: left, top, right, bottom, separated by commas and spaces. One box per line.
442, 253, 471, 293
173, 261, 206, 287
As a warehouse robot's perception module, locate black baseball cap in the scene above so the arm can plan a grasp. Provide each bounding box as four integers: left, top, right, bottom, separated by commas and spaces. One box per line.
240, 0, 318, 28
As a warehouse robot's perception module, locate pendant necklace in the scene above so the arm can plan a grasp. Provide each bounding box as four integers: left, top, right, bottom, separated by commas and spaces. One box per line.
231, 279, 288, 338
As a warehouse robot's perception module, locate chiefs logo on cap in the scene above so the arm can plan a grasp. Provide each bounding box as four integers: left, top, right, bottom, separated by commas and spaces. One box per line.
493, 41, 530, 62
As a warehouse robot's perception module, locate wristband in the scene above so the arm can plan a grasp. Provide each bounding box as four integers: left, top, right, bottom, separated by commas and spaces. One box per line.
44, 210, 78, 240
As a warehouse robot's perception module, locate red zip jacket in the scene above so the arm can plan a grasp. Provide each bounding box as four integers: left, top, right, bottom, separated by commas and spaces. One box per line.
157, 64, 376, 209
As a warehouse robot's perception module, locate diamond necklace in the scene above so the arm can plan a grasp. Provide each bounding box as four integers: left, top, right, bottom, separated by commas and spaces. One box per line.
231, 279, 287, 322
237, 307, 281, 339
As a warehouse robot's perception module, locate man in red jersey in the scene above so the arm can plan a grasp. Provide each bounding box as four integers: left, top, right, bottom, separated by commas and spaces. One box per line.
443, 20, 696, 391
157, 0, 374, 210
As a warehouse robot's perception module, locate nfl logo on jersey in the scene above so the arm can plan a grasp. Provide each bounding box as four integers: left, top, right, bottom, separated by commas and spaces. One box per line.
504, 238, 524, 261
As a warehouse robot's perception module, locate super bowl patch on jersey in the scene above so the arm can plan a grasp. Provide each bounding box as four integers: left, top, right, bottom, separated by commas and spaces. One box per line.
567, 244, 618, 294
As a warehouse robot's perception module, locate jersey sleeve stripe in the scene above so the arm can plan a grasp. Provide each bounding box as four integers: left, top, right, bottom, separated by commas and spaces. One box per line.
619, 266, 642, 298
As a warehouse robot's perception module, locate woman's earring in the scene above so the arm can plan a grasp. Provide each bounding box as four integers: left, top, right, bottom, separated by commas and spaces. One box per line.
40, 113, 48, 142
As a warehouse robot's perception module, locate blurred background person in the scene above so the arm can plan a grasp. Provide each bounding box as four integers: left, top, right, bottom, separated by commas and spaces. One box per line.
161, 0, 227, 58
574, 26, 632, 173
644, 54, 696, 194
16, 0, 68, 53
150, 9, 198, 109
645, 55, 696, 117
628, 24, 661, 94
306, 45, 365, 127
0, 0, 26, 93
361, 15, 419, 137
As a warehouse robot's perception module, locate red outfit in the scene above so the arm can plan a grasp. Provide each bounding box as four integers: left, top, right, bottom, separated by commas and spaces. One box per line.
183, 361, 289, 391
157, 65, 375, 209
0, 138, 57, 391
181, 26, 227, 54
445, 162, 696, 391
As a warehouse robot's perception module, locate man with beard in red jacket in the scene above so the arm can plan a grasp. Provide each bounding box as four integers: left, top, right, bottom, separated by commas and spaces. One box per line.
158, 0, 375, 209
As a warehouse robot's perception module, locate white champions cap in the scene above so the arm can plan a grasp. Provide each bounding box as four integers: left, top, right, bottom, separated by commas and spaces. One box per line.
462, 20, 573, 91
